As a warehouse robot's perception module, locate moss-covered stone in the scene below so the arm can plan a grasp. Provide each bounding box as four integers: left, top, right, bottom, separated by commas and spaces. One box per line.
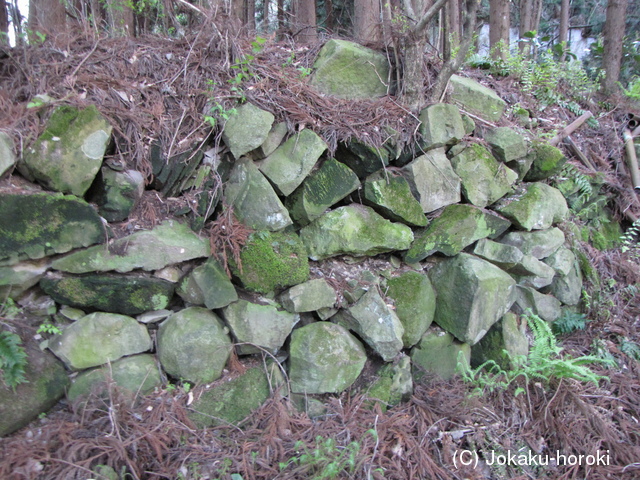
233, 231, 309, 294
363, 172, 428, 227
221, 103, 275, 159
0, 131, 16, 178
513, 286, 561, 322
419, 103, 465, 149
0, 193, 106, 266
411, 329, 470, 381
189, 367, 272, 428
176, 257, 238, 309
0, 259, 50, 300
523, 141, 566, 181
449, 75, 506, 122
470, 313, 528, 369
494, 183, 569, 231
300, 204, 414, 261
499, 227, 565, 259
336, 139, 392, 178
91, 167, 145, 222
310, 39, 390, 99
484, 127, 528, 162
23, 105, 111, 196
405, 204, 511, 263
287, 158, 360, 226
279, 278, 337, 312
385, 271, 436, 348
40, 273, 175, 315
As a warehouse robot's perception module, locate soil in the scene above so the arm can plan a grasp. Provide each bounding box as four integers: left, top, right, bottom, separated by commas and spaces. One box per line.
1, 27, 640, 480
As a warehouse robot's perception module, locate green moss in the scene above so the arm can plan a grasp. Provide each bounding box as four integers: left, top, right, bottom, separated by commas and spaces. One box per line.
233, 231, 310, 294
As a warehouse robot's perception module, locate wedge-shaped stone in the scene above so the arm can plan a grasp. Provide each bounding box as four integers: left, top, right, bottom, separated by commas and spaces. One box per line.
289, 322, 367, 394
300, 204, 413, 260
0, 131, 16, 178
177, 257, 238, 309
449, 75, 506, 122
287, 158, 360, 226
334, 289, 404, 361
450, 143, 518, 207
279, 278, 337, 313
336, 139, 391, 178
224, 158, 292, 231
471, 312, 529, 369
49, 312, 152, 370
222, 299, 299, 355
499, 227, 565, 259
0, 259, 50, 299
221, 103, 274, 159
51, 220, 209, 274
473, 238, 524, 270
510, 255, 556, 289
92, 167, 144, 222
259, 129, 327, 196
494, 183, 569, 231
157, 307, 232, 384
484, 127, 528, 162
310, 39, 390, 99
0, 193, 106, 266
401, 148, 461, 213
363, 172, 428, 227
513, 286, 561, 322
524, 141, 566, 181
429, 253, 517, 345
549, 261, 582, 305
23, 105, 111, 196
543, 246, 575, 276
405, 205, 511, 263
419, 103, 465, 149
411, 329, 470, 381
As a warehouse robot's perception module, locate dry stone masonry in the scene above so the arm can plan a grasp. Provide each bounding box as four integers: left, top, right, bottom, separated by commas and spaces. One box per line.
0, 39, 600, 435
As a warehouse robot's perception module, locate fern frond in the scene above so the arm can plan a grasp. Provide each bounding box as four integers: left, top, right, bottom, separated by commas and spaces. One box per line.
0, 330, 28, 390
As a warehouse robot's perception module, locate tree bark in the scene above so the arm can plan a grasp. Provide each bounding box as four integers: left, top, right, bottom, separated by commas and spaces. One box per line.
0, 0, 8, 45
106, 0, 135, 36
489, 0, 509, 59
294, 0, 317, 43
559, 0, 570, 61
354, 0, 381, 42
28, 0, 67, 42
602, 0, 628, 94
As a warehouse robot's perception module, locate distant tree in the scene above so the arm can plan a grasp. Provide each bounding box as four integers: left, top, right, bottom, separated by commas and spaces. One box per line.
354, 0, 381, 42
294, 0, 317, 43
489, 0, 509, 59
105, 0, 135, 36
602, 0, 628, 93
559, 0, 570, 60
28, 0, 67, 42
0, 0, 8, 45
519, 0, 542, 55
444, 0, 461, 60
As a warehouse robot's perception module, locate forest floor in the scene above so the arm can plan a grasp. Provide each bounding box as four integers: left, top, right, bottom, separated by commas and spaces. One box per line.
1, 26, 640, 480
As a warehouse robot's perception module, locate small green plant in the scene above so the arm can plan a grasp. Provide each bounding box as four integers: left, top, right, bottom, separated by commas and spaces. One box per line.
552, 311, 590, 335
0, 330, 28, 390
37, 322, 62, 336
620, 218, 640, 259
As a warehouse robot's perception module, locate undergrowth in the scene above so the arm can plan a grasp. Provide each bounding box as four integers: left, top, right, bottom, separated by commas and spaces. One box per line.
0, 298, 28, 390
458, 312, 612, 396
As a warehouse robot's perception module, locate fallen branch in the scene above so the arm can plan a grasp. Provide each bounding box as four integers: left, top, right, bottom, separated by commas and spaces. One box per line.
563, 136, 596, 171
623, 129, 640, 190
549, 111, 593, 147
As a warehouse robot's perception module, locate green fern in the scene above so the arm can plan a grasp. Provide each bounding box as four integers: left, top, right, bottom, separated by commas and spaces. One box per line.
620, 218, 640, 259
0, 331, 28, 390
552, 311, 590, 335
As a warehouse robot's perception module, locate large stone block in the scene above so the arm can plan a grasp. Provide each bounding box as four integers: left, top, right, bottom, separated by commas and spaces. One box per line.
363, 172, 428, 227
411, 329, 470, 381
494, 183, 569, 231
449, 75, 506, 122
221, 103, 275, 159
419, 103, 465, 149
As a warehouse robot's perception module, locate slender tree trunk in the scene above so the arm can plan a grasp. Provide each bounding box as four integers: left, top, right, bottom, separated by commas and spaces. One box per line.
489, 0, 509, 59
448, 0, 461, 47
354, 0, 381, 42
559, 0, 570, 60
106, 0, 135, 36
247, 0, 255, 30
277, 0, 285, 37
294, 0, 317, 43
602, 0, 628, 94
519, 0, 533, 53
263, 0, 270, 31
0, 0, 9, 45
325, 0, 334, 32
28, 0, 67, 42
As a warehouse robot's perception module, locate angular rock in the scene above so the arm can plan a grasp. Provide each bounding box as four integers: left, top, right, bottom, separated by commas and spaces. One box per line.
0, 259, 50, 299
232, 230, 309, 294
23, 105, 111, 196
221, 299, 299, 355
366, 355, 413, 410
334, 288, 404, 361
401, 148, 461, 213
473, 238, 524, 270
0, 131, 16, 178
493, 183, 569, 231
40, 273, 175, 315
189, 366, 272, 427
385, 271, 436, 348
224, 158, 292, 231
258, 121, 288, 157
299, 204, 413, 261
524, 141, 566, 181
419, 103, 465, 149
67, 354, 162, 402
92, 168, 144, 222
511, 255, 557, 289
470, 312, 529, 369
221, 103, 275, 159
411, 329, 471, 381
336, 139, 391, 178
49, 312, 152, 370
405, 205, 511, 263
544, 246, 576, 276
0, 193, 106, 266
310, 39, 390, 99
363, 172, 428, 227
176, 257, 238, 309
0, 345, 69, 437
52, 220, 209, 274
259, 129, 327, 195
506, 155, 535, 182
157, 307, 232, 384
279, 278, 337, 313
289, 322, 367, 394
449, 75, 506, 122
499, 227, 565, 259
429, 253, 517, 345
287, 158, 360, 226
549, 261, 582, 305
450, 143, 518, 207
484, 127, 528, 162
513, 286, 562, 322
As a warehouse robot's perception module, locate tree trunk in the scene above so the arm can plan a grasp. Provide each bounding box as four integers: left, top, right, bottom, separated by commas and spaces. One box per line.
263, 0, 270, 31
402, 36, 428, 111
294, 0, 317, 43
559, 0, 570, 61
106, 0, 135, 36
0, 0, 9, 45
602, 0, 628, 94
28, 0, 67, 42
519, 0, 533, 54
324, 0, 334, 32
354, 0, 381, 42
489, 0, 509, 59
247, 0, 256, 30
448, 0, 461, 49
